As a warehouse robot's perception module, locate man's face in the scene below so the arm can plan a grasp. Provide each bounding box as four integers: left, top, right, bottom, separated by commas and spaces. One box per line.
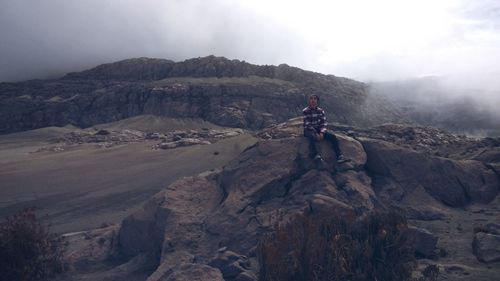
308, 96, 318, 108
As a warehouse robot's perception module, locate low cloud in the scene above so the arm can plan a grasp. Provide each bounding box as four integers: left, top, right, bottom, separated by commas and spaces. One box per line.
1, 0, 500, 103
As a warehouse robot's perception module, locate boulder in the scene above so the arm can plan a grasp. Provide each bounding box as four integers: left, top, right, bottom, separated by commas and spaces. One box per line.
360, 138, 500, 207
407, 226, 439, 258
404, 206, 446, 221
284, 169, 356, 216
472, 232, 500, 263
164, 263, 224, 281
336, 133, 367, 169
63, 225, 119, 266
209, 253, 248, 280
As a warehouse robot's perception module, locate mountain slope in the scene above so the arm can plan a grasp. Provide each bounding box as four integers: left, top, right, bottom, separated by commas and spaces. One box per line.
0, 56, 405, 134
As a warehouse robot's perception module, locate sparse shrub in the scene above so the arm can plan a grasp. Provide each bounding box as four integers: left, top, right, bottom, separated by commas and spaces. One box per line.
421, 264, 439, 281
258, 210, 416, 281
0, 208, 66, 281
410, 264, 440, 281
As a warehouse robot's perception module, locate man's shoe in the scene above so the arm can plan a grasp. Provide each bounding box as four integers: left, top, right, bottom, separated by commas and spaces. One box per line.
314, 154, 327, 170
337, 154, 348, 164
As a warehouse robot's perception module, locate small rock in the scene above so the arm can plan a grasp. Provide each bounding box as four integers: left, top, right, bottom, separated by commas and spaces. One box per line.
444, 264, 467, 274
405, 207, 446, 221
485, 223, 500, 235
223, 261, 246, 279
407, 226, 439, 258
95, 129, 110, 135
159, 142, 178, 149
439, 248, 447, 257
235, 271, 258, 281
146, 132, 162, 139
165, 263, 224, 281
209, 251, 248, 279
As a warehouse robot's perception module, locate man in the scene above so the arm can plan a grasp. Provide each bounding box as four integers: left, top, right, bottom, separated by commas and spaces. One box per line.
303, 94, 347, 163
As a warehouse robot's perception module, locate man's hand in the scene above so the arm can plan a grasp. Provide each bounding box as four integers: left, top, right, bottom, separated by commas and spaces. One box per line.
314, 132, 324, 141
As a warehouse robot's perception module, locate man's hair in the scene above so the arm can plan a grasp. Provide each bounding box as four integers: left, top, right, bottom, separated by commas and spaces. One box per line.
309, 94, 320, 102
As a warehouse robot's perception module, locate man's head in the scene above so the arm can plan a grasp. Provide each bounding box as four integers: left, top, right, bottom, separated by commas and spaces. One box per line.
308, 94, 319, 108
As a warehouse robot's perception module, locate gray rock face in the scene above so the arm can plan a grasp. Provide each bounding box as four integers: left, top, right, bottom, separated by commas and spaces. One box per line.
116, 129, 375, 280
119, 192, 168, 259
63, 225, 119, 266
361, 138, 500, 207
473, 232, 500, 263
407, 226, 439, 258
404, 206, 446, 221
0, 56, 404, 134
163, 263, 224, 281
209, 250, 255, 280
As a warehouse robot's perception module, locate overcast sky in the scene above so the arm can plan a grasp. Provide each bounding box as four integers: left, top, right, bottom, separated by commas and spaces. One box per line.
1, 0, 500, 91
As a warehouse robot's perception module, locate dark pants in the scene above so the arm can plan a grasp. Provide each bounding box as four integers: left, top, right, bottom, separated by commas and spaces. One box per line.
304, 129, 342, 159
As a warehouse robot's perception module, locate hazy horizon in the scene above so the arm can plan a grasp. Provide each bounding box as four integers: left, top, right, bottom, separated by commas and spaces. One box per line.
1, 0, 500, 93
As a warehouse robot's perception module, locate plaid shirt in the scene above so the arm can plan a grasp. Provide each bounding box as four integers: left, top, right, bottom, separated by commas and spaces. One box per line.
303, 106, 327, 133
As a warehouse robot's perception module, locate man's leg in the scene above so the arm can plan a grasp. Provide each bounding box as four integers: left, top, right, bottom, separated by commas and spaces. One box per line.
304, 130, 321, 158
323, 131, 344, 160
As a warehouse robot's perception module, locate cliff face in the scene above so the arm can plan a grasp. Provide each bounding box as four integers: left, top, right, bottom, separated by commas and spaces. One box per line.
0, 56, 404, 134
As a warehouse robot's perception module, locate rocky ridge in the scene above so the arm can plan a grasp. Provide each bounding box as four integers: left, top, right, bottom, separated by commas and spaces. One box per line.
61, 119, 500, 281
0, 56, 404, 134
34, 127, 244, 152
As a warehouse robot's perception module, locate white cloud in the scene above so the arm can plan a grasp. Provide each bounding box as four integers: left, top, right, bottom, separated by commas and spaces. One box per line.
1, 0, 500, 95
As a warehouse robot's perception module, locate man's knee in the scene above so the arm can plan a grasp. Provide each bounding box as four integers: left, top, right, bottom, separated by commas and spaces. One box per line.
323, 131, 336, 139
304, 130, 315, 139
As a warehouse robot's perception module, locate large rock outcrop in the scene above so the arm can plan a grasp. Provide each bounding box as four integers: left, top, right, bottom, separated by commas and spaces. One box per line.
361, 138, 499, 207
63, 119, 500, 280
114, 126, 375, 280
